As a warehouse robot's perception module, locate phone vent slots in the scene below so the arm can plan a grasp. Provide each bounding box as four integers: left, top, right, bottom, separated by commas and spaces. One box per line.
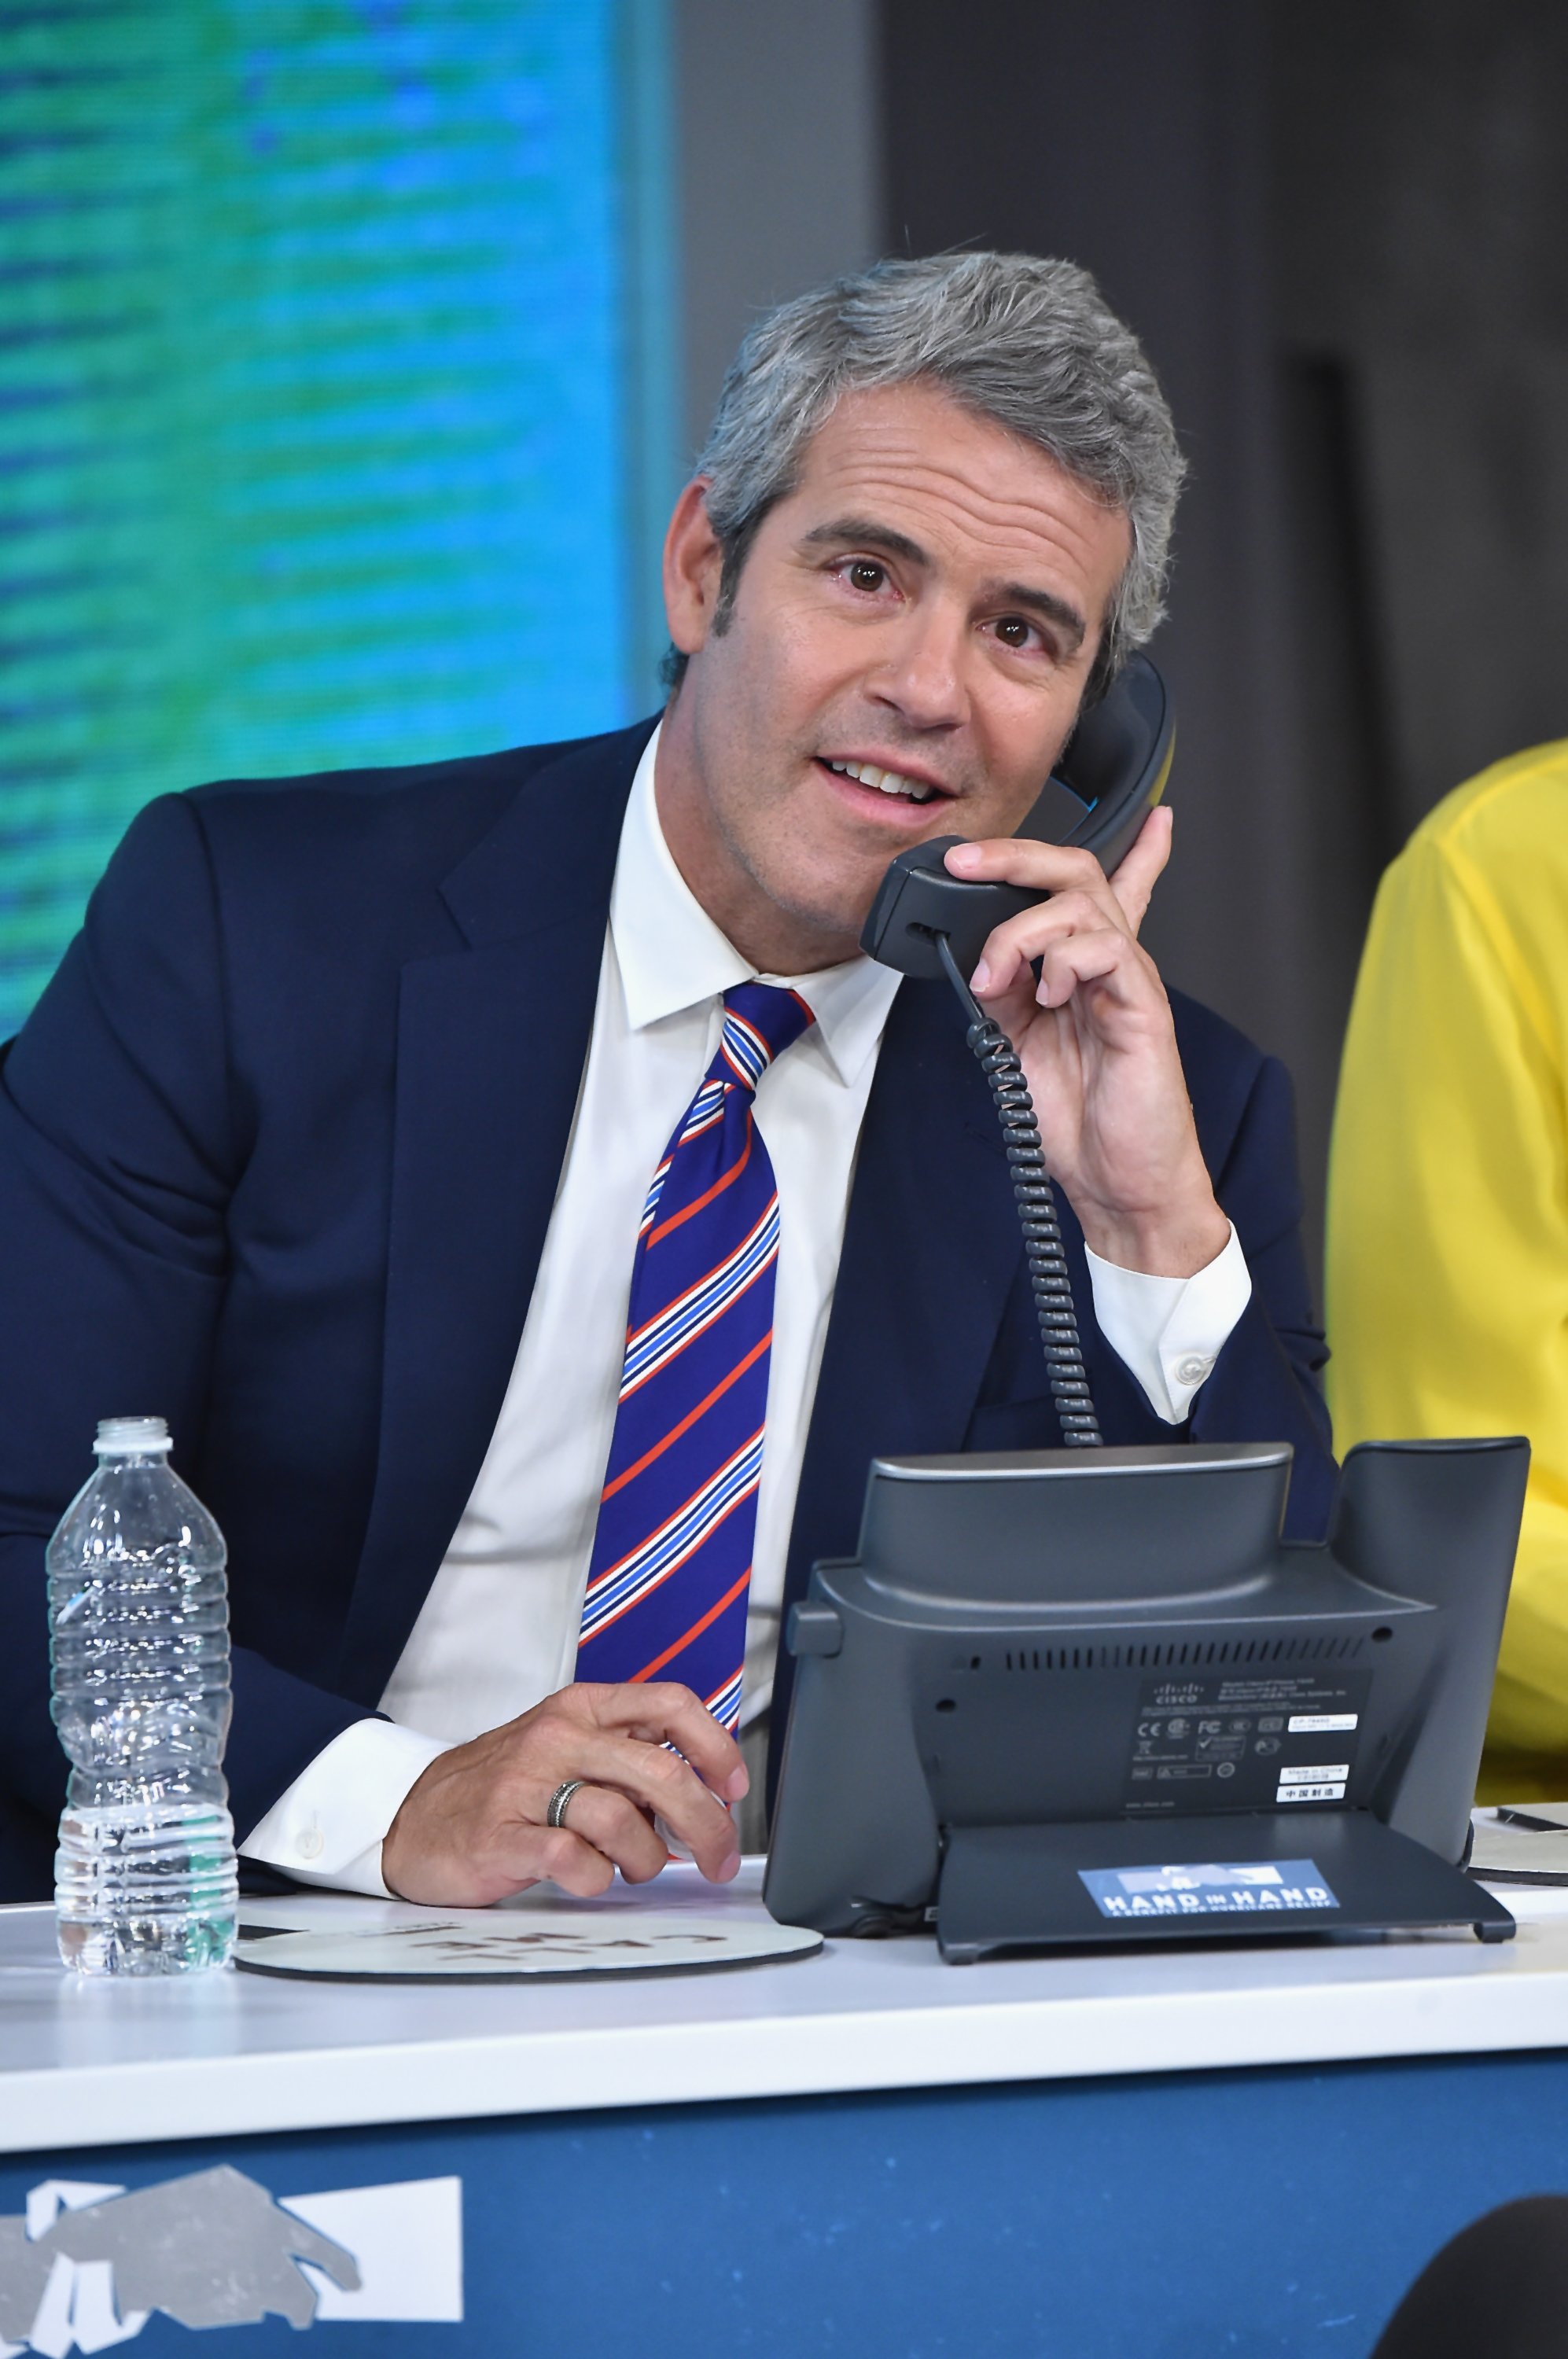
986, 1632, 1375, 1676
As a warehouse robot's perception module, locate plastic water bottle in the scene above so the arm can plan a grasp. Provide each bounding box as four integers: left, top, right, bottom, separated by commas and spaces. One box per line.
48, 1417, 237, 1974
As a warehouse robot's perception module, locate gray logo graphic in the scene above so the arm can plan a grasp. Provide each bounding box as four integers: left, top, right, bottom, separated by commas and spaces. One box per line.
0, 2169, 462, 2352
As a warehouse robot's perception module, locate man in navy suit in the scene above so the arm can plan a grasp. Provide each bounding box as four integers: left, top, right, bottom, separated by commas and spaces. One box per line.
0, 253, 1332, 1904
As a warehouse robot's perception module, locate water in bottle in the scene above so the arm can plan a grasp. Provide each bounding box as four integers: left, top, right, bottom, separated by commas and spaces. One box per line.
49, 1416, 237, 1974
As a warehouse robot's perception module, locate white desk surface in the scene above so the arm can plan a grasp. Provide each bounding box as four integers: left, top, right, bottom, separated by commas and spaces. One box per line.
0, 1864, 1565, 2157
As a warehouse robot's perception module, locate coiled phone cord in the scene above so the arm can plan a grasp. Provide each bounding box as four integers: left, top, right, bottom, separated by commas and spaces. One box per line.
935, 933, 1103, 1448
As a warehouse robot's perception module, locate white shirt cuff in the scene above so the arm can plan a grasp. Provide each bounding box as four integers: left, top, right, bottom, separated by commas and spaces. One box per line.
1084, 1221, 1253, 1423
239, 1720, 453, 1897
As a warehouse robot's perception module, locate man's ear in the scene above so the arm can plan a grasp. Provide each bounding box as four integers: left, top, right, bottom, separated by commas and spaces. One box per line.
663, 478, 723, 658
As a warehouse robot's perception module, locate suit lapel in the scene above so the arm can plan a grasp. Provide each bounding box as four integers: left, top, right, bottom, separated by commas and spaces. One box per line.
337, 723, 654, 1705
769, 976, 1029, 1751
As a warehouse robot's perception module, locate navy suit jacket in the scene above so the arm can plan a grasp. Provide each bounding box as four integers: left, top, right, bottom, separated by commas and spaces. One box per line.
0, 718, 1334, 1897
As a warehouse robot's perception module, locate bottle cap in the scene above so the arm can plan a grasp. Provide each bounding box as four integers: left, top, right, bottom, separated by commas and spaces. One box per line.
94, 1416, 173, 1458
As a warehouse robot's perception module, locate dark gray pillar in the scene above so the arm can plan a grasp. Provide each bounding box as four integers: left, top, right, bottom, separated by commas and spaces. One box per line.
672, 0, 883, 467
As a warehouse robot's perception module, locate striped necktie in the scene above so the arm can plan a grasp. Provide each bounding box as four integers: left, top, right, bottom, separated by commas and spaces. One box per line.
576, 981, 816, 1732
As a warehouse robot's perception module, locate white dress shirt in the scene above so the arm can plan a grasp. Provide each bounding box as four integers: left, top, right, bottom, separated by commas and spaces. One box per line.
243, 727, 1252, 1893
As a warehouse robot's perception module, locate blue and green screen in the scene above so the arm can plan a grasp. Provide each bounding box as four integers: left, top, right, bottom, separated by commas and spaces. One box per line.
0, 0, 679, 1035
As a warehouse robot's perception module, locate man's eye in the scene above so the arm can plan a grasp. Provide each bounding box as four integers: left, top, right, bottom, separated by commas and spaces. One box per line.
994, 616, 1036, 650
845, 559, 886, 594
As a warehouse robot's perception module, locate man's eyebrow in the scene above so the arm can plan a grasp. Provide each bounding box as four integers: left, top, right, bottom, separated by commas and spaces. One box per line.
800, 516, 929, 569
799, 515, 1088, 652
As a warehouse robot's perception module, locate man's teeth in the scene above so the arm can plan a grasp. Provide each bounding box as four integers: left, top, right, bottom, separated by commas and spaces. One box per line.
827, 759, 937, 804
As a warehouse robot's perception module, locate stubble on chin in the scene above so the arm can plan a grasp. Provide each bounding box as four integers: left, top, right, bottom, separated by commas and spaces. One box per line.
716, 789, 879, 965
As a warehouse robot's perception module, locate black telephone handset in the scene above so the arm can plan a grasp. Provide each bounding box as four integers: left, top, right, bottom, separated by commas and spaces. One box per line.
856, 655, 1176, 1450
859, 652, 1174, 981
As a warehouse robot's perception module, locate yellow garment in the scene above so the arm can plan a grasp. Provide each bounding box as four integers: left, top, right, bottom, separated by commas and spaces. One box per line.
1327, 739, 1568, 1801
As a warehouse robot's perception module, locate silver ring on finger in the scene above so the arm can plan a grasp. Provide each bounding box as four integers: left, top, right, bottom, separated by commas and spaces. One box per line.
545, 1779, 586, 1831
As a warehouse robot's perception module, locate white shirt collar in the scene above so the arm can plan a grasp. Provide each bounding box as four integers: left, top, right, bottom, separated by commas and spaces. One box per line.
610, 720, 901, 1088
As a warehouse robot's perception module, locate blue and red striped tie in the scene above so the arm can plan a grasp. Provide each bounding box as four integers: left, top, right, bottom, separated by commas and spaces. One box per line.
576, 981, 815, 1732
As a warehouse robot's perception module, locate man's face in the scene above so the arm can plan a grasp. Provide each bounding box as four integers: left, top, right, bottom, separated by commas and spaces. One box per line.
656, 379, 1133, 969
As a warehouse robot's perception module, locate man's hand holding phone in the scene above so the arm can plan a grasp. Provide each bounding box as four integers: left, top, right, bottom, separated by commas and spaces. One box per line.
946, 809, 1231, 1281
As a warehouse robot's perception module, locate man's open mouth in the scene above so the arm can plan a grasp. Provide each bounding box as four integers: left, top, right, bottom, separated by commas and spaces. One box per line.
819, 757, 948, 806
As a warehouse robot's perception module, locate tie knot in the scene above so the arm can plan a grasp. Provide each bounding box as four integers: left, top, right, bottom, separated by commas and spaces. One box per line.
715, 981, 815, 1091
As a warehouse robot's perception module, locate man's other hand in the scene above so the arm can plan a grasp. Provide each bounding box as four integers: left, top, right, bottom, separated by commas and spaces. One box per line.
380, 1681, 747, 1908
948, 809, 1231, 1279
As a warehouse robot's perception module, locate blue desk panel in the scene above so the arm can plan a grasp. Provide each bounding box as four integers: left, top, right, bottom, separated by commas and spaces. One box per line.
5, 2051, 1567, 2357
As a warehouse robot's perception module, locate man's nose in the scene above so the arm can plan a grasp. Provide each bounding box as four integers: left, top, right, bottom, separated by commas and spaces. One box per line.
867, 605, 970, 731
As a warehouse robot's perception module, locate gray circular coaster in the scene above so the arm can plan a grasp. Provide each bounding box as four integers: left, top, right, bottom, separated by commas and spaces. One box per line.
234, 1911, 821, 1982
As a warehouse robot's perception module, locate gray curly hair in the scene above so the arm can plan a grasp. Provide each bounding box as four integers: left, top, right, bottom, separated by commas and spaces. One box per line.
664, 249, 1183, 704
